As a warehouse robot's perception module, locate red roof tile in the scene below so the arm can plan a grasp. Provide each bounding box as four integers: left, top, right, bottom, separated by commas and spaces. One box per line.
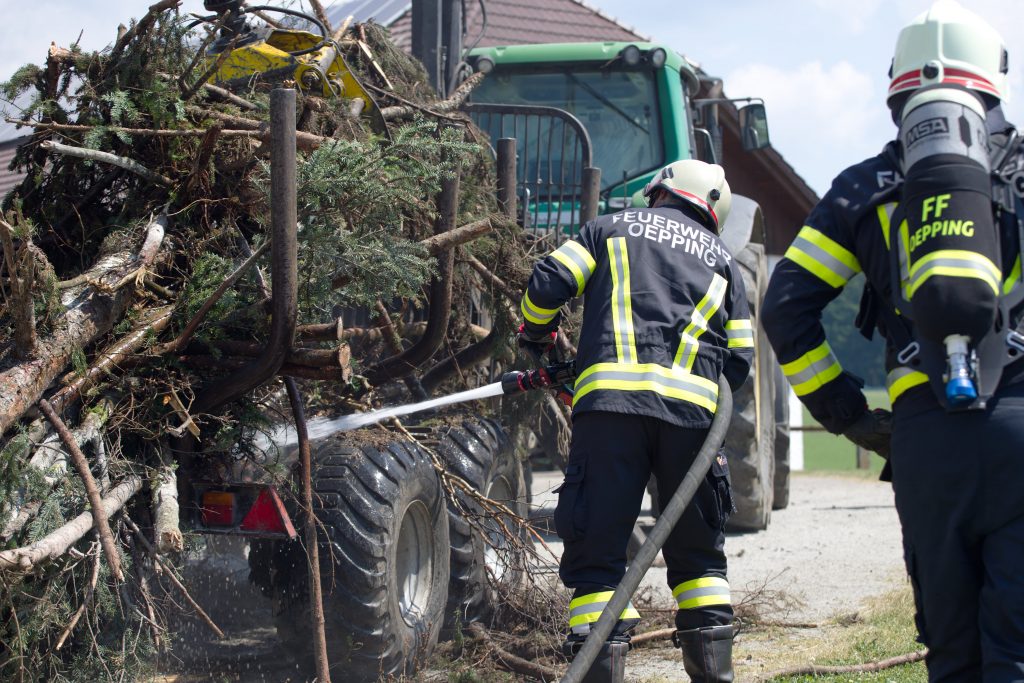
0, 138, 27, 202
387, 0, 646, 52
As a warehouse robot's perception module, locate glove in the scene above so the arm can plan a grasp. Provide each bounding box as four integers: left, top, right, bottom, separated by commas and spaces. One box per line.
517, 324, 557, 363
841, 408, 893, 460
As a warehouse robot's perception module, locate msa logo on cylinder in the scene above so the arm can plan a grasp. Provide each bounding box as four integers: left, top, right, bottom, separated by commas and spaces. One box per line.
907, 117, 950, 144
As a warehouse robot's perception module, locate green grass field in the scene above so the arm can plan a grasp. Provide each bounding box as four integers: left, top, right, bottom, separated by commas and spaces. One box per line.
799, 388, 889, 474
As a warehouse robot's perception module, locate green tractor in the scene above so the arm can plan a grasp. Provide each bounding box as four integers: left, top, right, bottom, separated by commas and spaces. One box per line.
463, 40, 789, 530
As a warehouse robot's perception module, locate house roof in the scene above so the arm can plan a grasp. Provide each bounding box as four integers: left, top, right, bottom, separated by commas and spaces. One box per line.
0, 138, 28, 200
325, 0, 646, 51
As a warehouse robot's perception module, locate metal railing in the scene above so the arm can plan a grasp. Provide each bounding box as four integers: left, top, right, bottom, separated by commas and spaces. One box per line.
464, 103, 599, 245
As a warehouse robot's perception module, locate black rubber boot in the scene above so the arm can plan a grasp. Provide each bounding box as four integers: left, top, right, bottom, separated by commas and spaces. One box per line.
562, 639, 628, 683
674, 624, 734, 682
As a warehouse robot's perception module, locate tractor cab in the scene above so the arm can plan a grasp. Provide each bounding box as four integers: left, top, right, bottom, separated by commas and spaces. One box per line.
465, 42, 770, 237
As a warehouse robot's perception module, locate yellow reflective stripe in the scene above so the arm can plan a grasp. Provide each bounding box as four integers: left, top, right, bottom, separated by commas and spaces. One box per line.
678, 594, 733, 610
886, 366, 929, 404
672, 576, 731, 609
520, 290, 559, 325
877, 202, 897, 249
671, 576, 729, 598
781, 341, 842, 396
906, 249, 1001, 297
550, 240, 596, 296
573, 361, 719, 413
675, 274, 728, 370
725, 318, 754, 348
1004, 255, 1021, 295
608, 237, 637, 363
570, 591, 615, 609
784, 225, 861, 288
567, 592, 641, 629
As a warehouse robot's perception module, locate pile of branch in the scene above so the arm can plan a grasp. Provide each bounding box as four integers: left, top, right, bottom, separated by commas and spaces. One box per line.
0, 4, 532, 680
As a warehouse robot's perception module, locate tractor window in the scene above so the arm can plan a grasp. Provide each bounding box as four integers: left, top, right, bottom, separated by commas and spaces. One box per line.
473, 66, 664, 190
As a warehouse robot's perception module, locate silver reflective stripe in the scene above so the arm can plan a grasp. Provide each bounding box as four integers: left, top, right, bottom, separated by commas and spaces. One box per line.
790, 233, 859, 283
570, 602, 607, 621
785, 348, 839, 387
676, 586, 728, 602
908, 256, 1000, 295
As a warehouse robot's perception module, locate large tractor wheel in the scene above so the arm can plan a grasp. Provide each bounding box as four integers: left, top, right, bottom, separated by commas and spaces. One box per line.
252, 436, 450, 681
436, 416, 530, 632
772, 360, 792, 510
724, 244, 776, 532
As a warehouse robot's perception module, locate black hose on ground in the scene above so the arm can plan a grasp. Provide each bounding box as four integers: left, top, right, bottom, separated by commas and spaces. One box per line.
560, 376, 733, 683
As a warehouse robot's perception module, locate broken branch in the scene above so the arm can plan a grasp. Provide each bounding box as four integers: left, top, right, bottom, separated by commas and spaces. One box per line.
419, 216, 496, 255
40, 140, 173, 186
38, 400, 124, 582
0, 475, 142, 572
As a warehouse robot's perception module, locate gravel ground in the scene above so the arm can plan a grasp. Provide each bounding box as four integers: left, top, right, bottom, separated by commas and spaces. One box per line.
529, 469, 909, 681
160, 471, 908, 682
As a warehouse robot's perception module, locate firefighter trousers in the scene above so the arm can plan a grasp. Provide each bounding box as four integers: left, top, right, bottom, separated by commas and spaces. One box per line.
555, 411, 734, 632
891, 382, 1024, 682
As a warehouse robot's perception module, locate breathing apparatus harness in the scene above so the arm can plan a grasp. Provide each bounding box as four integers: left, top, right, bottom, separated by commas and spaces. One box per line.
866, 87, 1024, 411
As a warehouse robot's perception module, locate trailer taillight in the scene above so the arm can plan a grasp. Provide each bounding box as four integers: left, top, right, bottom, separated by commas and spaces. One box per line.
192, 483, 297, 539
240, 487, 293, 536
201, 491, 235, 526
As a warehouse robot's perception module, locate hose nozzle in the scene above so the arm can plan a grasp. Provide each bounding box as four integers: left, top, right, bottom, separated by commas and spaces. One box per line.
501, 360, 576, 396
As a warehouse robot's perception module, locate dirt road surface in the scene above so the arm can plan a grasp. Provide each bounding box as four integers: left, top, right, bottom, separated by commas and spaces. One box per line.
161, 471, 907, 682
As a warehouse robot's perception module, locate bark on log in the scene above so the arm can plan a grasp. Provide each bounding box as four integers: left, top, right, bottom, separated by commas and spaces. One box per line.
152, 446, 182, 554
0, 217, 166, 435
52, 305, 173, 410
0, 217, 38, 358
419, 217, 496, 255
0, 475, 142, 572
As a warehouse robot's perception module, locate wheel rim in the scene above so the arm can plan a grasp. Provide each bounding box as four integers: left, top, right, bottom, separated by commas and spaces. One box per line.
396, 500, 434, 627
483, 476, 514, 583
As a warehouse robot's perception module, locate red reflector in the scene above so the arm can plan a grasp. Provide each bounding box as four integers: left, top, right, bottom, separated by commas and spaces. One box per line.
201, 491, 235, 526
240, 487, 297, 538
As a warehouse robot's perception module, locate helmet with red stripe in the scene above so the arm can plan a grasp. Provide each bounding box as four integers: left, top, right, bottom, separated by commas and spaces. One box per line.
888, 0, 1009, 107
642, 159, 731, 231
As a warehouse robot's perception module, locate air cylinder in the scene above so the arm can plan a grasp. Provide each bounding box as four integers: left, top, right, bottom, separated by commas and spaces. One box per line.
898, 85, 999, 345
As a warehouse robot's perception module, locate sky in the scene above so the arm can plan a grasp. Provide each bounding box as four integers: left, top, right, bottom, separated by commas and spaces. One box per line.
3, 1, 1024, 195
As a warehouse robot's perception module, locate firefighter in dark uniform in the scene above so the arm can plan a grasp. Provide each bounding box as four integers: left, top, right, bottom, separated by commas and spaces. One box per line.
519, 160, 753, 682
762, 3, 1024, 680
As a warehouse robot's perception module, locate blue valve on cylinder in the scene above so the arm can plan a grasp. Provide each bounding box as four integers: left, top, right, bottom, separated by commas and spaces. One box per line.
944, 335, 978, 406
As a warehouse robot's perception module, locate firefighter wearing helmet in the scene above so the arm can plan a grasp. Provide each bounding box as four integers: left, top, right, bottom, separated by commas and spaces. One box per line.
518, 159, 752, 682
763, 1, 1024, 678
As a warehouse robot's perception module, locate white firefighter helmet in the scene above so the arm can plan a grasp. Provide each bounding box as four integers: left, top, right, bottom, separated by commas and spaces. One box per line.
888, 0, 1009, 106
643, 159, 731, 230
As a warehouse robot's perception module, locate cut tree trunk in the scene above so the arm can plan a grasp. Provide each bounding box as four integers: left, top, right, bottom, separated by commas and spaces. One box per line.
0, 217, 166, 435
152, 445, 182, 554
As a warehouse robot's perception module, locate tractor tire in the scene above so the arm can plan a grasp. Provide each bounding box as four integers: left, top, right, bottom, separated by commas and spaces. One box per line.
252, 436, 450, 681
724, 244, 776, 532
435, 416, 529, 632
772, 360, 792, 510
